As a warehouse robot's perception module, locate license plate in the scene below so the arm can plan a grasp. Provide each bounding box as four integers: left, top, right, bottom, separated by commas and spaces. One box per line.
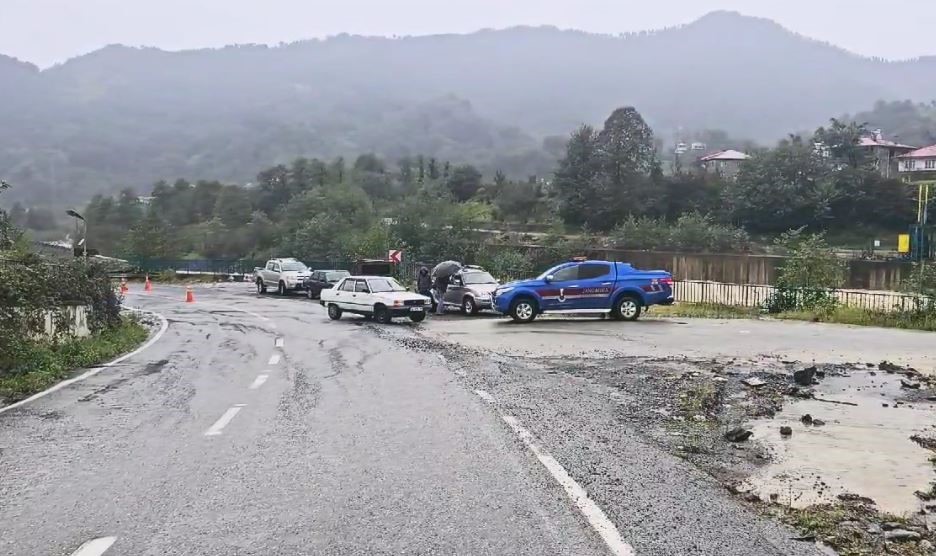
409, 307, 424, 312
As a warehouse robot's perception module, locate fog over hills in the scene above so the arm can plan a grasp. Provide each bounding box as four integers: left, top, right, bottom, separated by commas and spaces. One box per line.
2, 11, 934, 205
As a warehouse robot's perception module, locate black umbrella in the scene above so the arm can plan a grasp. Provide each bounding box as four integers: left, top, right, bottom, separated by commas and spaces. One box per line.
431, 260, 462, 280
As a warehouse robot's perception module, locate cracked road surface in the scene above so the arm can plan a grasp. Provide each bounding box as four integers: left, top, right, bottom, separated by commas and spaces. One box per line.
0, 284, 826, 555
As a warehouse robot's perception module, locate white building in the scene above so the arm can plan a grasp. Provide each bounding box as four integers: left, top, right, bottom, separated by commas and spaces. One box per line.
699, 149, 750, 178
898, 145, 936, 175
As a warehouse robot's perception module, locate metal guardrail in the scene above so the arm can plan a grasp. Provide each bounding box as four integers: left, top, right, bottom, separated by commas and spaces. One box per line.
672, 280, 935, 312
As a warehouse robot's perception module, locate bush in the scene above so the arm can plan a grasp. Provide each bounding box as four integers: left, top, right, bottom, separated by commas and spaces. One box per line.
765, 229, 845, 313
608, 213, 750, 253
0, 319, 148, 401
0, 257, 122, 373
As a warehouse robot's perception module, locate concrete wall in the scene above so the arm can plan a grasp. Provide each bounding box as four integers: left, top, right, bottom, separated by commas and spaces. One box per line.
42, 306, 91, 338
582, 249, 912, 290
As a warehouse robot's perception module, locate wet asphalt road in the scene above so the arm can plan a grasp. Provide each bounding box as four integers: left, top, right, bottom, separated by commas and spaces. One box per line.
0, 284, 826, 555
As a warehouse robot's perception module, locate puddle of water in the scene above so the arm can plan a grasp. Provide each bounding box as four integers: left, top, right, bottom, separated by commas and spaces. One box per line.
743, 371, 936, 515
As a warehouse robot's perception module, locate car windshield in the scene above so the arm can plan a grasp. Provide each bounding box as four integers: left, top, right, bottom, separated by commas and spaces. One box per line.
367, 278, 405, 293
462, 272, 497, 285
326, 271, 350, 282
282, 261, 307, 271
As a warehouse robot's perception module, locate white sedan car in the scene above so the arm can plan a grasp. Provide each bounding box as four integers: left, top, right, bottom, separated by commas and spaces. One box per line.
320, 276, 431, 324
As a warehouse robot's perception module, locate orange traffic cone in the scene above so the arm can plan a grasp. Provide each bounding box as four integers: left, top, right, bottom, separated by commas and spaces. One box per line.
144, 275, 153, 292
185, 286, 195, 303
120, 279, 129, 295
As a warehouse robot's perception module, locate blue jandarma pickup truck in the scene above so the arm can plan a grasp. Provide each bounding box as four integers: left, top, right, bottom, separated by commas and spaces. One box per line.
493, 259, 674, 323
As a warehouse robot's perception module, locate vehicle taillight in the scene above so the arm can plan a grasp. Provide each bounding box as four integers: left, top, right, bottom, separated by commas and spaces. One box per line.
660, 277, 673, 287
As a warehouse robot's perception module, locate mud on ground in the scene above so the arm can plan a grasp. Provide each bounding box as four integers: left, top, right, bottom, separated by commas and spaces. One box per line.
392, 323, 936, 555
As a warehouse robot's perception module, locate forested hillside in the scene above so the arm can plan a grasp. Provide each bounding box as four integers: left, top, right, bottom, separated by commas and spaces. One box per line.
69, 106, 920, 266
2, 11, 935, 206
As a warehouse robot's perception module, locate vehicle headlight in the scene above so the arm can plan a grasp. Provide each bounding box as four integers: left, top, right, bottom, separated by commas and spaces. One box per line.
495, 287, 513, 296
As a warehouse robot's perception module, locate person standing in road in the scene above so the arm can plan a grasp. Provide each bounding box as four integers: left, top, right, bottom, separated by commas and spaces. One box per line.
416, 266, 432, 299
434, 272, 449, 315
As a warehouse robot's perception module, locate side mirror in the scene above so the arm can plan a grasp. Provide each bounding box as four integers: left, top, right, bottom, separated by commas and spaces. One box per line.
545, 274, 555, 283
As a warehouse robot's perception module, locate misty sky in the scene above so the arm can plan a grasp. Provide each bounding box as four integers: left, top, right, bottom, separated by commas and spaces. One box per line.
3, 0, 935, 68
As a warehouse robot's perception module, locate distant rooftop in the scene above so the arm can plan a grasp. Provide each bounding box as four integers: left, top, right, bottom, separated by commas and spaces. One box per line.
699, 149, 750, 161
858, 131, 916, 150
899, 145, 936, 159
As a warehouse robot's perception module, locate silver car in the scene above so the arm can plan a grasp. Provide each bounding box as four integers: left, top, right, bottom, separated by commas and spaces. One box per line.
441, 267, 500, 315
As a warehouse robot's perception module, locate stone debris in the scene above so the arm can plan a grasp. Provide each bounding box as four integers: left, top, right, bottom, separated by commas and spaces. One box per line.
780, 426, 792, 437
725, 428, 753, 442
793, 366, 817, 386
742, 377, 766, 388
883, 529, 921, 542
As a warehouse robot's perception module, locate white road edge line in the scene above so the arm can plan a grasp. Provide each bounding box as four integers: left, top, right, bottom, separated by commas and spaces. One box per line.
249, 374, 270, 390
501, 415, 636, 556
474, 389, 495, 403
268, 354, 281, 366
0, 308, 169, 417
275, 337, 285, 347
204, 405, 246, 436
70, 536, 117, 556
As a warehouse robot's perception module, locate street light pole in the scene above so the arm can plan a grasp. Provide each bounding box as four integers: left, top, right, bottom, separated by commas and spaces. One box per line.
65, 209, 87, 258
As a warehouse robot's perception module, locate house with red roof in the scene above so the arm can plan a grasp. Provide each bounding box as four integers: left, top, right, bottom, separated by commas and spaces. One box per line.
698, 149, 749, 178
858, 130, 917, 178
898, 145, 936, 177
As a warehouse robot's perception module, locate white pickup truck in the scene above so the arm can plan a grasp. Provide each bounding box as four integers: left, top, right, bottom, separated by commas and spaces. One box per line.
320, 275, 431, 323
255, 258, 312, 296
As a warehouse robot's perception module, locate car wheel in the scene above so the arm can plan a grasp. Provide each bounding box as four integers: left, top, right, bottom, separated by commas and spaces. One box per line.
461, 297, 478, 316
256, 279, 266, 294
509, 298, 537, 323
374, 306, 392, 324
307, 288, 314, 300
278, 281, 287, 296
613, 295, 642, 322
327, 304, 342, 320
410, 312, 426, 323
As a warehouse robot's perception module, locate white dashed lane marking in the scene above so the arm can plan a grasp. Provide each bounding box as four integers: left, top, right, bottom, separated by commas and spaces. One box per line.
204, 405, 246, 436
70, 537, 117, 556
249, 374, 269, 390
268, 354, 281, 366
275, 337, 284, 348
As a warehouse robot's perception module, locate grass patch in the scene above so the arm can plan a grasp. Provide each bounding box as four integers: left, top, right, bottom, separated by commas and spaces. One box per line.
677, 380, 721, 417
774, 502, 930, 555
0, 318, 149, 403
776, 305, 936, 332
653, 302, 936, 333
650, 303, 760, 319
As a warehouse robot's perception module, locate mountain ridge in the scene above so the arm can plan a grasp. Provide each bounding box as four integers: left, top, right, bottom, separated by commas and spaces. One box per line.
1, 11, 934, 206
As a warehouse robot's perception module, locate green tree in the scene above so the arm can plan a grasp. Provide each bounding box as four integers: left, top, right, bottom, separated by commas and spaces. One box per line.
213, 186, 252, 228
494, 179, 542, 223
446, 164, 483, 202
551, 125, 600, 227
122, 211, 176, 260
0, 181, 21, 250
725, 136, 834, 233
591, 106, 660, 229
813, 119, 870, 169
